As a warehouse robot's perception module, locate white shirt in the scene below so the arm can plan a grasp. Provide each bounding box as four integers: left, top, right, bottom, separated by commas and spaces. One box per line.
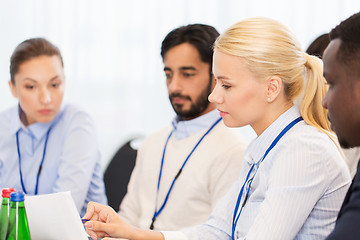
342, 147, 360, 178
119, 110, 248, 230
163, 105, 351, 240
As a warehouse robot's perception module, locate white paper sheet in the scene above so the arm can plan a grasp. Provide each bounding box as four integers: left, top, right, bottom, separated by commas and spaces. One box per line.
25, 191, 89, 240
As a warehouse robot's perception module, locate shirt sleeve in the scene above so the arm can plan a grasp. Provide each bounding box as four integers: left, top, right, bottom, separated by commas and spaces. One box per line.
52, 110, 101, 213
161, 231, 188, 240
179, 177, 245, 240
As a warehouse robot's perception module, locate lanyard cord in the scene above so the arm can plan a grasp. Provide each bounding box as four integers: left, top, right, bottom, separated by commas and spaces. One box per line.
150, 117, 222, 230
231, 116, 303, 240
16, 126, 52, 195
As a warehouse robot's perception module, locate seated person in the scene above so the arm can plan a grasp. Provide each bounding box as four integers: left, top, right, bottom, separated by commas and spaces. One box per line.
0, 38, 107, 216
306, 32, 360, 178
118, 24, 248, 230
83, 17, 351, 240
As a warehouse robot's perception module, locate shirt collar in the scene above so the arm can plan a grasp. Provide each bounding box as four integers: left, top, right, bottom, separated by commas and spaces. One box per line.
245, 105, 301, 165
171, 110, 221, 140
10, 104, 64, 140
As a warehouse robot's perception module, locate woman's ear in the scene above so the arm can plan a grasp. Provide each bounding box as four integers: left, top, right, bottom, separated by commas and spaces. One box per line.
8, 80, 18, 98
266, 76, 282, 103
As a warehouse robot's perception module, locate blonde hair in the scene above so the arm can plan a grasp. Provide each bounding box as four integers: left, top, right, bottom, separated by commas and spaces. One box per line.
215, 17, 335, 141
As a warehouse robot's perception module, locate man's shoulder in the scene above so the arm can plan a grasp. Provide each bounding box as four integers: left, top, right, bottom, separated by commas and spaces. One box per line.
140, 125, 173, 146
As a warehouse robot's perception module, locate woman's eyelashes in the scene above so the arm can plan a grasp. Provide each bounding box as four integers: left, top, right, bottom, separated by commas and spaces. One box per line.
25, 84, 35, 90
222, 84, 231, 89
51, 82, 61, 88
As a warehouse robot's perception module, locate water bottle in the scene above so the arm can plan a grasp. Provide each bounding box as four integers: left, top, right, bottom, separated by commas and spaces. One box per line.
6, 192, 31, 240
0, 188, 16, 240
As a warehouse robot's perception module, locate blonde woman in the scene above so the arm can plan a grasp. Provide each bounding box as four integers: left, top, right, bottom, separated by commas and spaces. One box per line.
83, 17, 351, 240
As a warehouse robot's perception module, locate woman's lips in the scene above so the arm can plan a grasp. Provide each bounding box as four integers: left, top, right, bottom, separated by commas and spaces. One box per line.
38, 109, 51, 114
218, 109, 228, 117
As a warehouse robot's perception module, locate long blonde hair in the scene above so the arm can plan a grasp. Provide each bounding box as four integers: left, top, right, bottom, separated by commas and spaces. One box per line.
214, 17, 335, 141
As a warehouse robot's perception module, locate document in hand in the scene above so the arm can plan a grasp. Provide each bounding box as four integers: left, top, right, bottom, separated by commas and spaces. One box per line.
25, 191, 88, 240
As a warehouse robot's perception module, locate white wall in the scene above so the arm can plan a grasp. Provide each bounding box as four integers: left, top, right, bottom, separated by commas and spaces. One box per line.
1, 0, 359, 169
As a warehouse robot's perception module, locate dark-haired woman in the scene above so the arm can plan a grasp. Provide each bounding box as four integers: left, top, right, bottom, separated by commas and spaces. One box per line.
0, 38, 107, 216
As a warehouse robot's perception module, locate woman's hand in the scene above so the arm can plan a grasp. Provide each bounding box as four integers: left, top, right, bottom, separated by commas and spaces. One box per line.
83, 202, 164, 240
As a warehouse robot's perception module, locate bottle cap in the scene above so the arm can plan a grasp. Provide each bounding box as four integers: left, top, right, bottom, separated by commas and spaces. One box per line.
2, 188, 16, 198
10, 192, 25, 202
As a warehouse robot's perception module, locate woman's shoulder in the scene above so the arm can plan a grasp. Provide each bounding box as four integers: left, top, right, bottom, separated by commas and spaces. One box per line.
275, 122, 349, 178
286, 121, 335, 146
55, 104, 95, 129
0, 106, 19, 130
283, 122, 346, 166
0, 105, 18, 118
276, 121, 342, 162
61, 103, 90, 115
59, 104, 93, 120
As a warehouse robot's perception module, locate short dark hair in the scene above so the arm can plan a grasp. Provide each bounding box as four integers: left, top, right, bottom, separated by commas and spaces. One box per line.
160, 24, 219, 73
10, 37, 63, 84
329, 12, 360, 74
306, 33, 330, 59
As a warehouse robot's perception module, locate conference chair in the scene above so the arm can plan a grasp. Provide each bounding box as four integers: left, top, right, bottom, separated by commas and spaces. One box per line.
104, 137, 142, 212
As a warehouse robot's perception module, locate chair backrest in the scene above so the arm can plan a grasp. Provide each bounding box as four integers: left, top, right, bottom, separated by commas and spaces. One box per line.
104, 138, 140, 212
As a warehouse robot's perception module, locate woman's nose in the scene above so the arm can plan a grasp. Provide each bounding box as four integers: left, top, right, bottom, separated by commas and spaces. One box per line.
39, 88, 51, 104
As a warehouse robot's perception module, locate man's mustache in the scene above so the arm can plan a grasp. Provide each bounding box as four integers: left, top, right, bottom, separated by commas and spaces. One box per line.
169, 93, 191, 101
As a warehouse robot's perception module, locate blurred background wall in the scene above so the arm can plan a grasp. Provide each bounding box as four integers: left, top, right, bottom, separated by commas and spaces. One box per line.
1, 0, 359, 169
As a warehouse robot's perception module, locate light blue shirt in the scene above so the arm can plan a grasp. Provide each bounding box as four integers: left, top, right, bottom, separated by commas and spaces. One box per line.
163, 105, 351, 240
0, 104, 107, 216
172, 110, 221, 140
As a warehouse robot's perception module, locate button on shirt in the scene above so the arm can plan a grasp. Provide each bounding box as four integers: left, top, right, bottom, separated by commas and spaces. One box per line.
163, 105, 351, 240
0, 104, 107, 216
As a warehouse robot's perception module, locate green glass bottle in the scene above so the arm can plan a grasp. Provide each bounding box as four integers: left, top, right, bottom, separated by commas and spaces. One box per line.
0, 188, 16, 240
6, 192, 31, 240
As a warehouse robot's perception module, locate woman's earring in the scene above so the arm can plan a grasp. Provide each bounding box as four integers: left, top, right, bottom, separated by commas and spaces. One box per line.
267, 97, 271, 102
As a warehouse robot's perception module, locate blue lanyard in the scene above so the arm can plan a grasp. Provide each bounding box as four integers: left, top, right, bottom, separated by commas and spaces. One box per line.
150, 117, 222, 229
16, 126, 52, 195
231, 116, 303, 240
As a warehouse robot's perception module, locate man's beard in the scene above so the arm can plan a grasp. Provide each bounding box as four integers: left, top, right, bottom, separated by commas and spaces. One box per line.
169, 81, 212, 120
